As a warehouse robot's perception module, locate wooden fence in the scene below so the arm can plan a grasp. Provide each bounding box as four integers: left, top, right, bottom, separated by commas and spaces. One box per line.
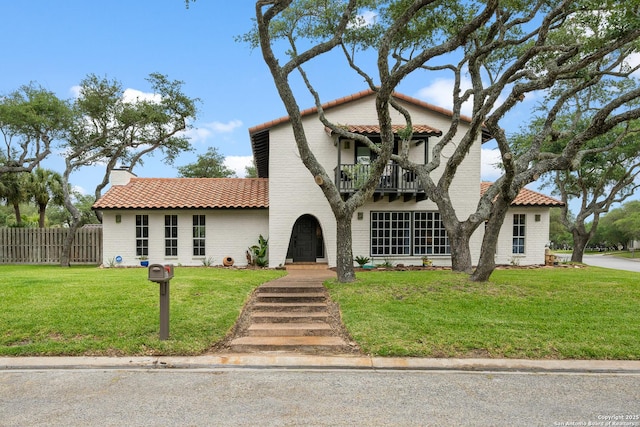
0, 227, 102, 264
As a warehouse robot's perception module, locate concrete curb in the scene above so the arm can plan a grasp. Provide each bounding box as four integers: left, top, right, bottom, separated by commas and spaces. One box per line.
2, 354, 640, 373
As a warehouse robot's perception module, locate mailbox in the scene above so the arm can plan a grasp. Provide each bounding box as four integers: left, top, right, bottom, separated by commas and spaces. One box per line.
147, 263, 175, 340
148, 264, 168, 282
164, 264, 174, 279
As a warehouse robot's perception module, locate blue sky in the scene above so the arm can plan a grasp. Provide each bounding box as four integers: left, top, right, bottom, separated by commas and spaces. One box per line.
2, 1, 535, 196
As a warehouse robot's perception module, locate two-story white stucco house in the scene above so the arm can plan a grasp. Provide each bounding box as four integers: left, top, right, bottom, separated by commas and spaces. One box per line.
93, 89, 562, 268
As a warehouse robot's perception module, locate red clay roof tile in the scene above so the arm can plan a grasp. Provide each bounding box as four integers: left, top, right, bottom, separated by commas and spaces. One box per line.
92, 178, 269, 210
248, 89, 469, 135
326, 124, 442, 136
481, 182, 564, 207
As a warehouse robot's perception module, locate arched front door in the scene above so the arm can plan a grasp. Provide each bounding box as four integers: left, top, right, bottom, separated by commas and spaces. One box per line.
288, 215, 324, 262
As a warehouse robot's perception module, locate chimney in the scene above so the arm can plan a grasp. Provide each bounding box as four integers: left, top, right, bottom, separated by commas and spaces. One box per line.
110, 167, 136, 186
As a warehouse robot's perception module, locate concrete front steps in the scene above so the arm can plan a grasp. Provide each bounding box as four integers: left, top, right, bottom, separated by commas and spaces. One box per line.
228, 269, 355, 354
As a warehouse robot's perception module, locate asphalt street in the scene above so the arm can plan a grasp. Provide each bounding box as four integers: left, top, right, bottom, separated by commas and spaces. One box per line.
582, 254, 640, 272
1, 367, 639, 426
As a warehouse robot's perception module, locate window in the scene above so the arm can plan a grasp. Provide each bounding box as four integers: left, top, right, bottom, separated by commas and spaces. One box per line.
356, 145, 372, 164
165, 215, 178, 256
414, 212, 450, 255
371, 211, 450, 256
513, 214, 526, 254
193, 215, 206, 256
371, 212, 411, 255
136, 215, 149, 257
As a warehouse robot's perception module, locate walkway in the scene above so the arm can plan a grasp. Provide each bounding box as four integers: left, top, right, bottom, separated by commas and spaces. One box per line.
224, 265, 359, 354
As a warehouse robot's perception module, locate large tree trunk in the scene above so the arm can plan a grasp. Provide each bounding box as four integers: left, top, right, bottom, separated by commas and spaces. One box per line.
335, 213, 356, 283
471, 199, 510, 282
571, 229, 591, 263
432, 195, 480, 274
448, 226, 474, 273
60, 164, 80, 267
60, 220, 81, 267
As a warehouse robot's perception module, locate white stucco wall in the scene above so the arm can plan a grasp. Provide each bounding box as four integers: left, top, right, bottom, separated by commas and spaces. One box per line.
267, 95, 485, 268
494, 208, 551, 266
100, 209, 268, 267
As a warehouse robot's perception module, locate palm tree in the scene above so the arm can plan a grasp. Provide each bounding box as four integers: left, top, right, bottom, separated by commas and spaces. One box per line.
0, 170, 29, 226
27, 168, 64, 228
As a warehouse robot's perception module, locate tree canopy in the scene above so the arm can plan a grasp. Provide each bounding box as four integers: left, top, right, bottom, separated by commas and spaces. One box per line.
177, 147, 236, 178
0, 83, 71, 173
58, 73, 199, 266
246, 0, 640, 281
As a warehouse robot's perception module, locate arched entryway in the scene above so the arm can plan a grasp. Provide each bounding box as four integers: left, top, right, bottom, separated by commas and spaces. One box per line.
287, 214, 325, 263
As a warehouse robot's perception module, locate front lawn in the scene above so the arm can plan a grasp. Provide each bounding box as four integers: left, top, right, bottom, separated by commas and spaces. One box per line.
0, 265, 284, 356
3, 265, 639, 359
326, 267, 640, 359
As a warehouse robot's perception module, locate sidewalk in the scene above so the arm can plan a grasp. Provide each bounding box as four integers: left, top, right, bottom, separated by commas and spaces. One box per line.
2, 354, 640, 373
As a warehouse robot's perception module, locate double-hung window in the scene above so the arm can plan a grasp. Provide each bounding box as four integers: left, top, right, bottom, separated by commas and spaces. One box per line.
371, 211, 449, 256
193, 215, 206, 256
512, 214, 526, 254
165, 215, 178, 257
136, 215, 149, 257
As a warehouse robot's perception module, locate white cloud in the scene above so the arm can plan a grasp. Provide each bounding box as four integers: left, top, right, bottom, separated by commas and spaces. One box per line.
481, 147, 503, 182
224, 155, 254, 177
347, 10, 377, 28
182, 127, 212, 143
626, 52, 640, 78
183, 120, 244, 144
122, 88, 161, 104
69, 85, 82, 98
207, 120, 243, 133
69, 85, 162, 104
415, 77, 474, 116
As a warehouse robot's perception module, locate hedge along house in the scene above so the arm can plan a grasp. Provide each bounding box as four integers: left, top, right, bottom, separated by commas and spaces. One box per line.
93, 89, 562, 268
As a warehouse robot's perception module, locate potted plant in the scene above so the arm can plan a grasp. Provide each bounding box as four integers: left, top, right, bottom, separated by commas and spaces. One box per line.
139, 256, 149, 267
354, 255, 370, 268
421, 256, 432, 267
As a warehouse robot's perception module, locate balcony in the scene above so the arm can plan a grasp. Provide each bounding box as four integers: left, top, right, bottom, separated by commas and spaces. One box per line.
335, 163, 428, 202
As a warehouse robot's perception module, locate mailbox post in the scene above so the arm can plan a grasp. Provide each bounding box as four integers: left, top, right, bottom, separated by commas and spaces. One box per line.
148, 264, 174, 340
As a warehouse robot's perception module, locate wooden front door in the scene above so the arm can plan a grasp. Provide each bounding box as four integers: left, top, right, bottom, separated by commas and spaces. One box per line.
291, 215, 318, 262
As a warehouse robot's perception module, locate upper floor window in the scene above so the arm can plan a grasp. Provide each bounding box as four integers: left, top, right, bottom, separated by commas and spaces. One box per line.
165, 215, 178, 257
513, 214, 526, 254
193, 215, 206, 256
136, 215, 148, 257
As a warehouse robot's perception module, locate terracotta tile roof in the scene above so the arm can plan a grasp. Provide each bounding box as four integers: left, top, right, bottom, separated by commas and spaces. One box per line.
248, 89, 472, 135
325, 124, 442, 136
481, 182, 564, 207
93, 178, 269, 210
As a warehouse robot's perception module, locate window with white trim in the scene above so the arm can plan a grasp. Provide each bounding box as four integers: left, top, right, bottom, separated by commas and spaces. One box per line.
193, 215, 205, 256
512, 214, 526, 254
165, 215, 178, 256
136, 215, 148, 257
371, 211, 450, 256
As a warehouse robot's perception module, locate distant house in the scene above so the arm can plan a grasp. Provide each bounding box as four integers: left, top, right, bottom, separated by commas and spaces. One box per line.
93, 89, 563, 268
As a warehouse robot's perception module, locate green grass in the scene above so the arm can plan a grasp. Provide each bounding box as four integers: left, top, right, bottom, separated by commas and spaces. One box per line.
0, 265, 284, 356
4, 264, 639, 360
325, 267, 640, 359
